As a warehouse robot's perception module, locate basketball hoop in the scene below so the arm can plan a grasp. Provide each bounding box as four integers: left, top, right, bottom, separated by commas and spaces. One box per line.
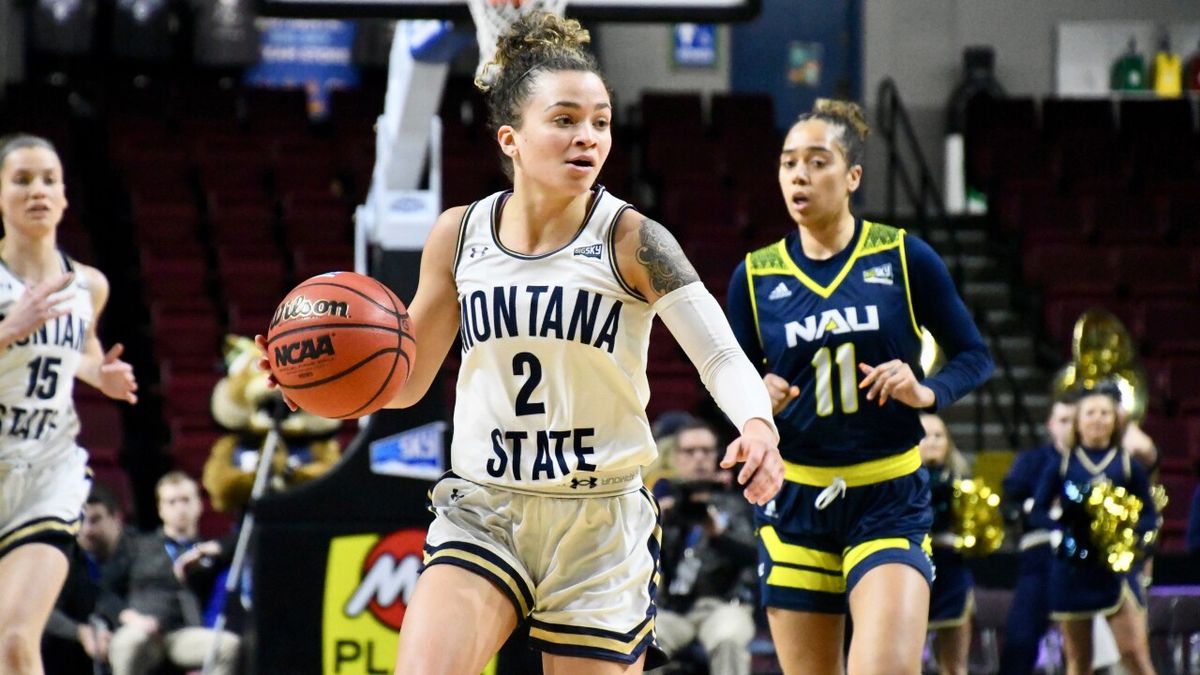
467, 0, 568, 88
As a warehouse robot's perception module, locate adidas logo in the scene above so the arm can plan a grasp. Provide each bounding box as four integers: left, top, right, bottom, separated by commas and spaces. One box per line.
863, 263, 894, 285
768, 282, 792, 300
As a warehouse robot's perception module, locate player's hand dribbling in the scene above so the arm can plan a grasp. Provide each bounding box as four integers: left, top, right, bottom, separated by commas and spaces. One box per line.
763, 373, 799, 415
858, 359, 935, 409
254, 334, 299, 412
0, 272, 74, 344
720, 418, 784, 505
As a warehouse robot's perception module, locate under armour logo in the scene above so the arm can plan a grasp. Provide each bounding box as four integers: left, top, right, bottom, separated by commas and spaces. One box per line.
468, 246, 489, 258
570, 477, 598, 490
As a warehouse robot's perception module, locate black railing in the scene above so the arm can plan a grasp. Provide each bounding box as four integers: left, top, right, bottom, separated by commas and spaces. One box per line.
875, 77, 1038, 451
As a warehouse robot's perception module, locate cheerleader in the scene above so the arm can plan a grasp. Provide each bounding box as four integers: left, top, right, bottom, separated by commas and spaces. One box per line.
1031, 385, 1157, 675
920, 413, 972, 675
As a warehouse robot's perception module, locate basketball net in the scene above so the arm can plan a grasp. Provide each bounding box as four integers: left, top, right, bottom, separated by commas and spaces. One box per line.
467, 0, 568, 88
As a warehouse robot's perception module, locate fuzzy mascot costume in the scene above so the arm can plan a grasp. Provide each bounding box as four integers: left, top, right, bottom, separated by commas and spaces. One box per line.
203, 335, 344, 514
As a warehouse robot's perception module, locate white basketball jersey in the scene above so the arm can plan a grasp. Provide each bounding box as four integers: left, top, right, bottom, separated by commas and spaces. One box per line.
452, 187, 656, 496
0, 254, 92, 464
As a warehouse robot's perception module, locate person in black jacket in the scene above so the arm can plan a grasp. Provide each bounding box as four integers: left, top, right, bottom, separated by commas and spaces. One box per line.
102, 471, 239, 675
652, 419, 758, 675
43, 481, 129, 674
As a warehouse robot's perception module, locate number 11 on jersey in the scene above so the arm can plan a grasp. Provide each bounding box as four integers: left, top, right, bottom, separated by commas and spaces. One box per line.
811, 344, 858, 416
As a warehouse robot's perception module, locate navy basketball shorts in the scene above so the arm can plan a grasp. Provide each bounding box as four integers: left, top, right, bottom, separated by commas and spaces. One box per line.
755, 448, 934, 614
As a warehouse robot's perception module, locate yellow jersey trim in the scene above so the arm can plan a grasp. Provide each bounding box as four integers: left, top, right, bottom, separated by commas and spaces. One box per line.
759, 526, 843, 573
766, 564, 847, 593
896, 234, 923, 339
782, 447, 921, 487
842, 537, 913, 577
745, 254, 766, 358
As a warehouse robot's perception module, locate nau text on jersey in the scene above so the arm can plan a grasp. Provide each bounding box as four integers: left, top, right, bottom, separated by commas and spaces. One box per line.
9, 314, 88, 352
785, 305, 879, 346
459, 286, 623, 354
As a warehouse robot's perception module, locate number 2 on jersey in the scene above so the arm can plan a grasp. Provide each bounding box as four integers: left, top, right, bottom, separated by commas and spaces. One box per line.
811, 344, 858, 416
512, 352, 545, 416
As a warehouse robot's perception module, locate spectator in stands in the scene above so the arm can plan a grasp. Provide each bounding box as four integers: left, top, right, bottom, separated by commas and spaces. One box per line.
1031, 385, 1157, 675
103, 472, 240, 675
0, 133, 138, 675
999, 394, 1076, 675
43, 481, 130, 673
651, 419, 757, 675
920, 413, 973, 675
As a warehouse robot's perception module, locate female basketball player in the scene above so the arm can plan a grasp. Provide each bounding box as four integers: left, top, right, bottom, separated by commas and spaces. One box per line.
725, 99, 993, 675
1031, 386, 1157, 675
0, 134, 137, 675
259, 12, 782, 675
920, 413, 972, 675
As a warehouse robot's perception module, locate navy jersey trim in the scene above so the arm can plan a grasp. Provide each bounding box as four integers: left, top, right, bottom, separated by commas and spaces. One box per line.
451, 201, 480, 276
606, 204, 646, 302
489, 185, 605, 261
422, 540, 535, 615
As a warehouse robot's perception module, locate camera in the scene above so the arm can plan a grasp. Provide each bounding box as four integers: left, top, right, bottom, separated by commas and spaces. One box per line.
670, 479, 726, 524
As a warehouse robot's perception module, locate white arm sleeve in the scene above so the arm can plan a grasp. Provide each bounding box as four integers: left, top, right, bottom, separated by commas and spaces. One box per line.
654, 282, 778, 440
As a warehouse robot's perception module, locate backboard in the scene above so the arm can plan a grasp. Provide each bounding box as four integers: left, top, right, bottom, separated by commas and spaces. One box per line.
257, 0, 760, 22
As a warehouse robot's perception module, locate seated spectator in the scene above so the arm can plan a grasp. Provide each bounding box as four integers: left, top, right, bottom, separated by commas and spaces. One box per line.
43, 481, 130, 674
650, 419, 757, 675
102, 472, 240, 675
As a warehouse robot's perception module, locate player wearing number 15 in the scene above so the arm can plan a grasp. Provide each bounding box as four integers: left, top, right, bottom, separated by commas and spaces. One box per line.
0, 134, 138, 675
725, 101, 993, 675
379, 12, 783, 675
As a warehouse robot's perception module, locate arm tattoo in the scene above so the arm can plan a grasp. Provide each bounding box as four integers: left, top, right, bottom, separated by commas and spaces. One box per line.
635, 218, 700, 296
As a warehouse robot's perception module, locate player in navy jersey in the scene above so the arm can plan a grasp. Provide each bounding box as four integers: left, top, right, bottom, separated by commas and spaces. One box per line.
725, 99, 993, 674
263, 12, 783, 675
1030, 386, 1156, 675
0, 134, 137, 675
998, 395, 1076, 675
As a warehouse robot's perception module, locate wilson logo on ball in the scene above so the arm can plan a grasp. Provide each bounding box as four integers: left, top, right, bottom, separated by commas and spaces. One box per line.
275, 334, 336, 365
271, 295, 351, 328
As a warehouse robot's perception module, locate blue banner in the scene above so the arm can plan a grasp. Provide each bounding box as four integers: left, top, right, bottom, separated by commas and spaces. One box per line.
245, 18, 359, 119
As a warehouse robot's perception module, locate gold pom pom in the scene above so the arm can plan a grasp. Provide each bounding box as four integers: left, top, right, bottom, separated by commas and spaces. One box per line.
951, 478, 1005, 557
1083, 482, 1150, 573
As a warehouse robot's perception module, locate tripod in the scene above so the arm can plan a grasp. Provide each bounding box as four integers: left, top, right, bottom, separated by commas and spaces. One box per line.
201, 399, 289, 675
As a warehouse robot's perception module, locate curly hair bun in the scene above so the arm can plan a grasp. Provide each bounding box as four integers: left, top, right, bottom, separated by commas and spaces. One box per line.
476, 12, 591, 91
813, 98, 870, 141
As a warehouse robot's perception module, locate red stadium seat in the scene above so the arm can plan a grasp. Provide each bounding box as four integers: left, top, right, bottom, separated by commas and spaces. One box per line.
76, 399, 125, 464
1115, 246, 1198, 297
1142, 299, 1200, 356
151, 305, 224, 372
646, 373, 703, 422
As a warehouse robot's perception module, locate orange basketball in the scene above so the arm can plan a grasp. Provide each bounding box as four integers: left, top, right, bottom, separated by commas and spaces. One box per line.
266, 271, 415, 419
